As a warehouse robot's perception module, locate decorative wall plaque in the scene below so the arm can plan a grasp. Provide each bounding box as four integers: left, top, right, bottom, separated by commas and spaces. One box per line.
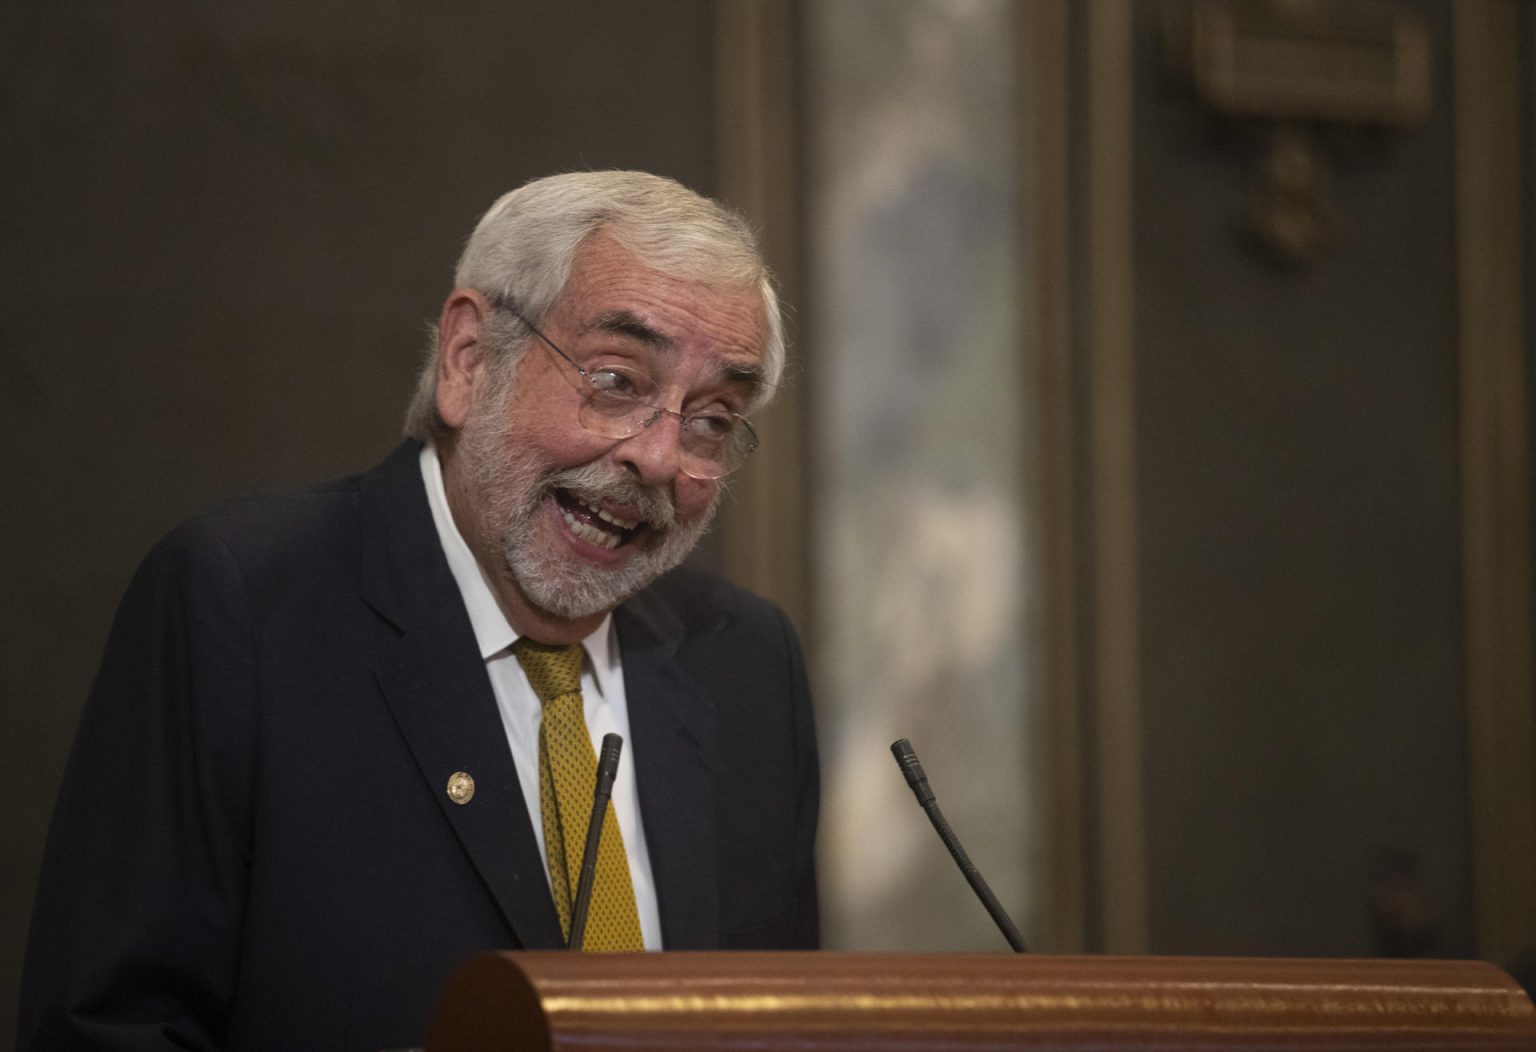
1168, 0, 1432, 267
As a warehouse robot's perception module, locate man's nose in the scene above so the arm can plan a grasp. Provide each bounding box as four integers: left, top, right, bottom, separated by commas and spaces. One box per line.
614, 410, 686, 485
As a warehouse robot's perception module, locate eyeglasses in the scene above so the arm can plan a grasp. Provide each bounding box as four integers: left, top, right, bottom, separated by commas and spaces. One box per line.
494, 301, 760, 480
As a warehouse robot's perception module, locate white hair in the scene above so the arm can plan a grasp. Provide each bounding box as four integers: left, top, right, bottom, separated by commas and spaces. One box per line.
404, 171, 784, 440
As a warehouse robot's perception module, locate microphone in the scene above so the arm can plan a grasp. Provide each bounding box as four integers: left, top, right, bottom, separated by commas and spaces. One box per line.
891, 738, 1029, 953
568, 733, 624, 951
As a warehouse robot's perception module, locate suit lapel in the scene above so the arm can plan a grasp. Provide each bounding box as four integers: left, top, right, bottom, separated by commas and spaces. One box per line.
358, 443, 563, 950
617, 589, 720, 949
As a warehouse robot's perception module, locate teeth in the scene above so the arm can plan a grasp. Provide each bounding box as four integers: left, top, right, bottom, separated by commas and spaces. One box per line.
575, 496, 638, 530
562, 508, 620, 550
596, 507, 638, 530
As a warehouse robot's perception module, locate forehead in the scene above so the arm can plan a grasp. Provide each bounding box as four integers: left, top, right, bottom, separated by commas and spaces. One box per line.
551, 234, 768, 363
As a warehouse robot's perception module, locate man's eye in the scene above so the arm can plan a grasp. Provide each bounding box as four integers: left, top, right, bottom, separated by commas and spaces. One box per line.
588, 368, 645, 399
686, 413, 736, 441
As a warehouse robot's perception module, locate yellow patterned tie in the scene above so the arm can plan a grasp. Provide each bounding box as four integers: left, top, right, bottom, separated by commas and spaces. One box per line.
512, 639, 644, 951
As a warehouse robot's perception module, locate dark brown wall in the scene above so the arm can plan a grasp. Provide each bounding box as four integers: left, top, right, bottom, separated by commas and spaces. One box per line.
1127, 0, 1472, 955
1527, 5, 1536, 664
0, 1, 716, 1039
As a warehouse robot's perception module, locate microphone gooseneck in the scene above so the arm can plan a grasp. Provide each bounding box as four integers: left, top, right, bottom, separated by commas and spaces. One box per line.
568, 733, 624, 951
890, 738, 1029, 953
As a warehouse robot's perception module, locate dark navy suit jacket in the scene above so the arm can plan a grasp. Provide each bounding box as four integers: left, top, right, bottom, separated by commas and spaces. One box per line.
21, 442, 819, 1050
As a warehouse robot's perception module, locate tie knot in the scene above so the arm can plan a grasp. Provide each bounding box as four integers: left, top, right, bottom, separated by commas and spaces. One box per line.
513, 639, 585, 703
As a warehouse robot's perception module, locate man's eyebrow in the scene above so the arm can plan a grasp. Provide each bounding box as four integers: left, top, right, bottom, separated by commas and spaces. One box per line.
584, 308, 768, 396
583, 310, 674, 350
722, 361, 768, 392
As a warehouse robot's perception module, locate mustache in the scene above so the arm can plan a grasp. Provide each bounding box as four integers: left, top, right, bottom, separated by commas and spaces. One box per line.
541, 461, 677, 530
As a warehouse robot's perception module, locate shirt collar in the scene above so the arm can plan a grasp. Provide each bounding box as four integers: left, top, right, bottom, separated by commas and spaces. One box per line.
419, 442, 618, 698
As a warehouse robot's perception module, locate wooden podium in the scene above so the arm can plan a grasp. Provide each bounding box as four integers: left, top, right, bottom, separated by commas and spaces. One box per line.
426, 951, 1536, 1050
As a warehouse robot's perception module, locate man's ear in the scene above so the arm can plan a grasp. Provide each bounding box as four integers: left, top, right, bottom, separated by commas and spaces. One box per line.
435, 289, 494, 429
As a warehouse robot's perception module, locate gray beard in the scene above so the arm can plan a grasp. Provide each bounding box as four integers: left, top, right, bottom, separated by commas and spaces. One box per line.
461, 398, 719, 621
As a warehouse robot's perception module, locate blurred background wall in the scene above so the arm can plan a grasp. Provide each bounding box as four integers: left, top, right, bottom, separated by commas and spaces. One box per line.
4, 0, 1534, 1041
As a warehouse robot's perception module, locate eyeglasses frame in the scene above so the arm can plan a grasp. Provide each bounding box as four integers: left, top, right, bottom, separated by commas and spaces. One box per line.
489, 297, 760, 481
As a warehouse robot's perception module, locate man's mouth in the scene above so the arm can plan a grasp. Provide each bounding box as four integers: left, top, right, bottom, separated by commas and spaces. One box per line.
553, 489, 644, 551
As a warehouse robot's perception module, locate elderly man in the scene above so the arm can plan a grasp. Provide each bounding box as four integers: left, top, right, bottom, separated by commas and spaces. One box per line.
21, 172, 819, 1051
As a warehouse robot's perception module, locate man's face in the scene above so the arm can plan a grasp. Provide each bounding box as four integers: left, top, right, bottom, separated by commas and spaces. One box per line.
453, 234, 768, 627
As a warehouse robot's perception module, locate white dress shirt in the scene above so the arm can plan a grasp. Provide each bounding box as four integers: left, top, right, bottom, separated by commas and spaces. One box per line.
419, 443, 662, 949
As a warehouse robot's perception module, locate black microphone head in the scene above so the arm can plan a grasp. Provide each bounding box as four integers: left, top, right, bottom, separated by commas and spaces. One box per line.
890, 738, 934, 804
596, 733, 623, 794
599, 733, 624, 771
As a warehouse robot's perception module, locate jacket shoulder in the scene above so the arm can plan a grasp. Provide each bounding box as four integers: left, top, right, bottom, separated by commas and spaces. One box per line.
632, 563, 792, 637
145, 442, 422, 597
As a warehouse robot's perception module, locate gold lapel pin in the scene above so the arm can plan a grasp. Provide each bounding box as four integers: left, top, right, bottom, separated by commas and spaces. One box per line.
446, 771, 475, 805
